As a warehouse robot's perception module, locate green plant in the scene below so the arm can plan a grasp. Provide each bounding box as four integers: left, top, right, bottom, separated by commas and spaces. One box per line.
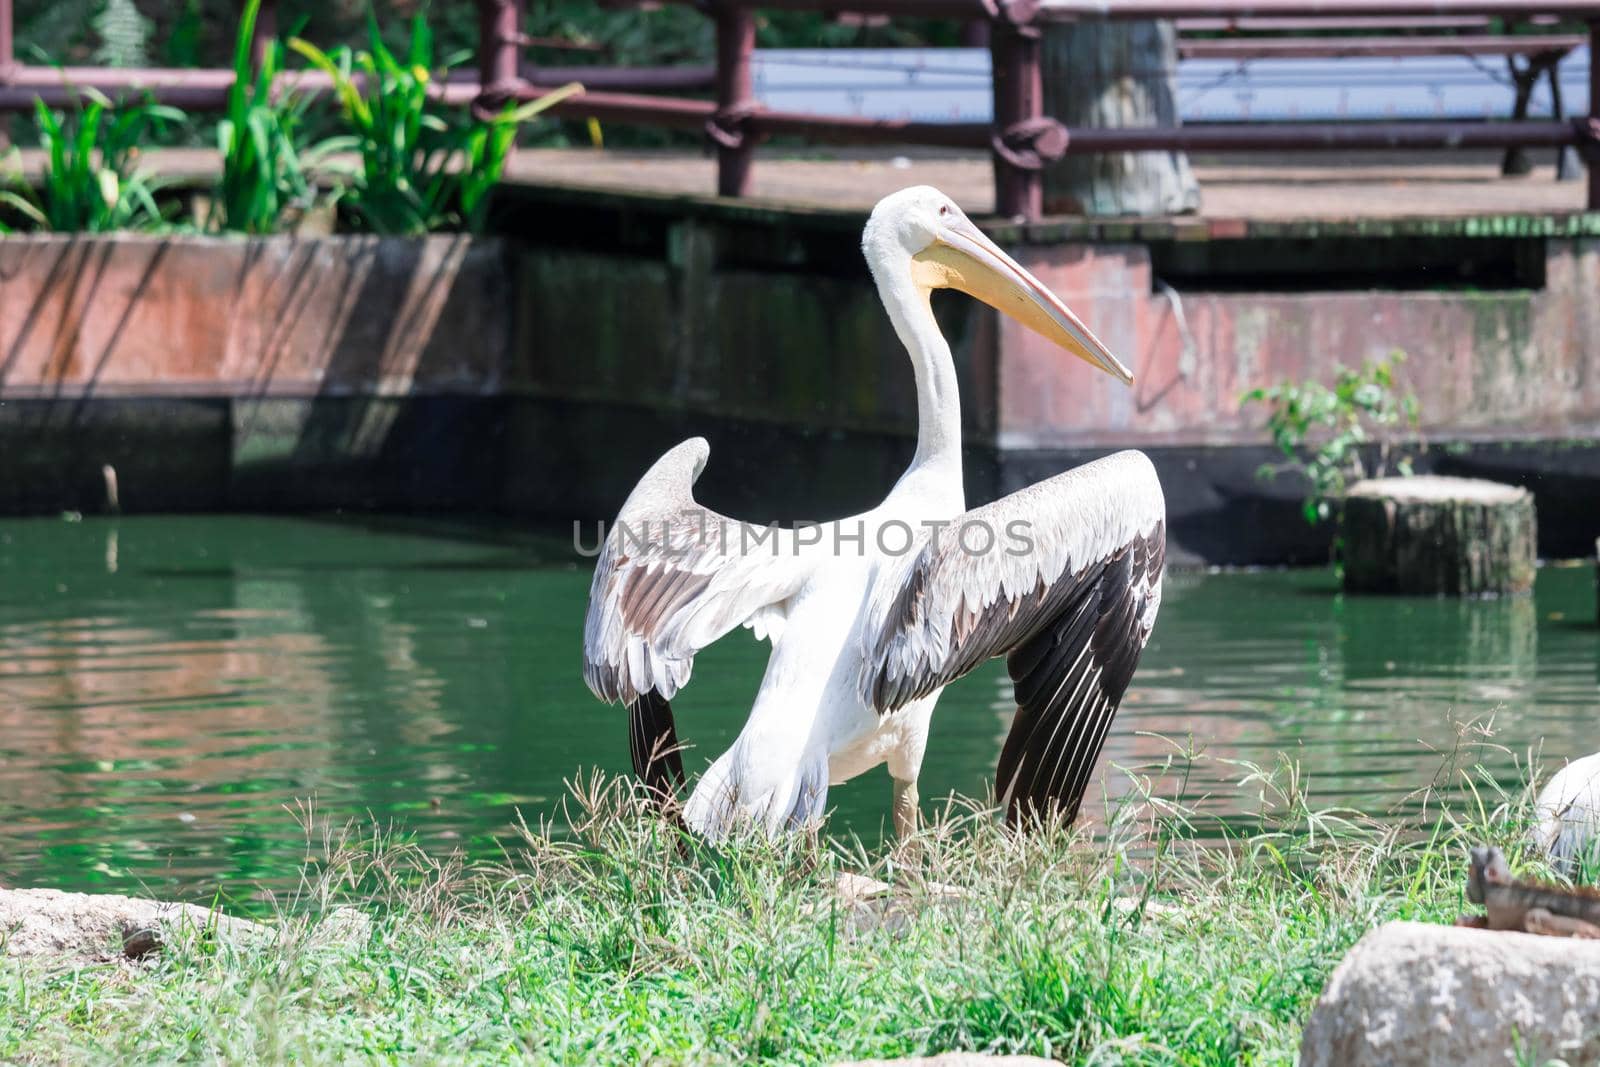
1241, 350, 1422, 525
289, 15, 578, 235
209, 0, 349, 234
162, 0, 206, 69
0, 91, 180, 232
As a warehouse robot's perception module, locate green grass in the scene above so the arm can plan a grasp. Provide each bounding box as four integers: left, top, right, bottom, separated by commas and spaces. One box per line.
0, 751, 1559, 1065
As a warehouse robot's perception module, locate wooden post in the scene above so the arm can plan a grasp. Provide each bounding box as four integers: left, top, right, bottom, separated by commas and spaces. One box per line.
0, 0, 9, 151
712, 4, 756, 199
0, 0, 13, 78
988, 2, 1048, 220
1548, 59, 1582, 181
478, 0, 521, 99
1341, 476, 1537, 598
1589, 21, 1600, 211
1500, 55, 1543, 177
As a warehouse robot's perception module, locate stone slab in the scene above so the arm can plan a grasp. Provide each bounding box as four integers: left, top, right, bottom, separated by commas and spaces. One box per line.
0, 886, 269, 961
1299, 920, 1600, 1067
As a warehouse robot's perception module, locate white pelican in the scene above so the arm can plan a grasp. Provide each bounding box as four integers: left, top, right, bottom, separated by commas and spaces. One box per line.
582, 186, 1166, 840
1535, 752, 1600, 876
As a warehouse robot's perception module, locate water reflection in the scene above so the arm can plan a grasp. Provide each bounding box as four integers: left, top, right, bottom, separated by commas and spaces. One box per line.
0, 516, 1595, 901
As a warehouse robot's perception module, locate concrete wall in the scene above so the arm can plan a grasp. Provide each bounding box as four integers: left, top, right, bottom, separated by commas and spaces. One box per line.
0, 234, 510, 512
999, 237, 1600, 449
0, 234, 508, 395
2, 194, 1596, 563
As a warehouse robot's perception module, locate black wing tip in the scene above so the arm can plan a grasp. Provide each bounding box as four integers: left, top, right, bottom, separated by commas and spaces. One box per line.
1004, 792, 1087, 830
995, 522, 1166, 833
628, 691, 686, 810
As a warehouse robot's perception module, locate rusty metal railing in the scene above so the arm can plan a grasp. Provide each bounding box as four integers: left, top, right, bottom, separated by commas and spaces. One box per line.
0, 0, 1595, 218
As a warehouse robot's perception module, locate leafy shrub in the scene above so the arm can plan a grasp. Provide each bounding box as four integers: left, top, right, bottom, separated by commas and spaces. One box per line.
1241, 351, 1422, 525
1, 92, 180, 232
290, 16, 578, 235
3, 5, 574, 236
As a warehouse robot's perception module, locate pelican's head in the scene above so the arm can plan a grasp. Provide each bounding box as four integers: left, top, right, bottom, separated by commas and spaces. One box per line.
862, 186, 1132, 384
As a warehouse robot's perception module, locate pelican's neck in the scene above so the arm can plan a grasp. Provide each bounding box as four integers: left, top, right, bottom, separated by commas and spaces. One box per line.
876, 267, 963, 486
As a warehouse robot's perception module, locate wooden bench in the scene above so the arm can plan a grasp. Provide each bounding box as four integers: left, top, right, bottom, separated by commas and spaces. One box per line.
1175, 24, 1587, 175
1177, 15, 1506, 32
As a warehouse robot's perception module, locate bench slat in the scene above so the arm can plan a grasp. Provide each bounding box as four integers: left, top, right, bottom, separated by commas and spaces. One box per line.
1179, 33, 1582, 60
1177, 15, 1497, 30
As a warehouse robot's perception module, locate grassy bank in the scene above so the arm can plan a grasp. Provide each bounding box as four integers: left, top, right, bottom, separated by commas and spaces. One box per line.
0, 750, 1553, 1065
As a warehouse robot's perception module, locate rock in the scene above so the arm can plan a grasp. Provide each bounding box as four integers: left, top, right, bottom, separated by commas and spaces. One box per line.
813, 872, 968, 936
319, 905, 373, 944
120, 925, 164, 960
834, 1057, 1056, 1067
1299, 920, 1600, 1066
1341, 476, 1536, 597
0, 887, 272, 961
815, 872, 1178, 940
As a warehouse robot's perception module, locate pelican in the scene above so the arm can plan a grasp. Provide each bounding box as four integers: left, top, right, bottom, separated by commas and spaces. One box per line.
582, 186, 1166, 840
1534, 752, 1600, 876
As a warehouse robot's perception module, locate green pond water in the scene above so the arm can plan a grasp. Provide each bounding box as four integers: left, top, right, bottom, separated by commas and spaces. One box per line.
1, 515, 1595, 905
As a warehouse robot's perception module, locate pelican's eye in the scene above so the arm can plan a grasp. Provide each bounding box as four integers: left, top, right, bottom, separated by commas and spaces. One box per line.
939, 204, 951, 216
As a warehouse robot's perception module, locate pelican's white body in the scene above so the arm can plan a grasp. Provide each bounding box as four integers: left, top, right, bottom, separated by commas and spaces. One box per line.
1535, 752, 1600, 874
682, 194, 976, 836
682, 489, 961, 836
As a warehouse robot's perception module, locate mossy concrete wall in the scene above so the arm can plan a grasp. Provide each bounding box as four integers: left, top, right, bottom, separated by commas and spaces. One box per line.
1, 193, 1597, 564
996, 236, 1600, 449
0, 234, 509, 512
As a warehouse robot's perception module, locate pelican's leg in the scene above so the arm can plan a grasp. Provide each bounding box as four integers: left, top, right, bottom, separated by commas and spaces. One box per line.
887, 697, 936, 840
892, 777, 920, 839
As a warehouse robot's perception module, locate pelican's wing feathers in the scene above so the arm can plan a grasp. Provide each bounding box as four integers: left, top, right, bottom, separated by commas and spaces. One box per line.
863, 450, 1166, 823
583, 438, 815, 796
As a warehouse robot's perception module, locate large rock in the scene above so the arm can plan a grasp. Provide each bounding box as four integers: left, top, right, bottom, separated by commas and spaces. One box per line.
1299, 920, 1600, 1066
0, 887, 272, 961
805, 873, 969, 937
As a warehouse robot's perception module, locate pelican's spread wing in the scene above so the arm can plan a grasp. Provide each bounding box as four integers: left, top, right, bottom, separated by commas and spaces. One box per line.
864, 450, 1166, 824
583, 438, 814, 797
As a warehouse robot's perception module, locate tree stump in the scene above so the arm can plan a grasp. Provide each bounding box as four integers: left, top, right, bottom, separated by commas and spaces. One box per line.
1040, 19, 1200, 216
1341, 476, 1536, 597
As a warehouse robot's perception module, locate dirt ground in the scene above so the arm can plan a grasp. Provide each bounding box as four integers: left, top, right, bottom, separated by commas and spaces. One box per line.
15, 144, 1588, 221
504, 146, 1592, 220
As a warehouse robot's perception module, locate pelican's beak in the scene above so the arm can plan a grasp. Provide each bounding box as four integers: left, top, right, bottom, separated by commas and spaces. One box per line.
913, 217, 1133, 385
